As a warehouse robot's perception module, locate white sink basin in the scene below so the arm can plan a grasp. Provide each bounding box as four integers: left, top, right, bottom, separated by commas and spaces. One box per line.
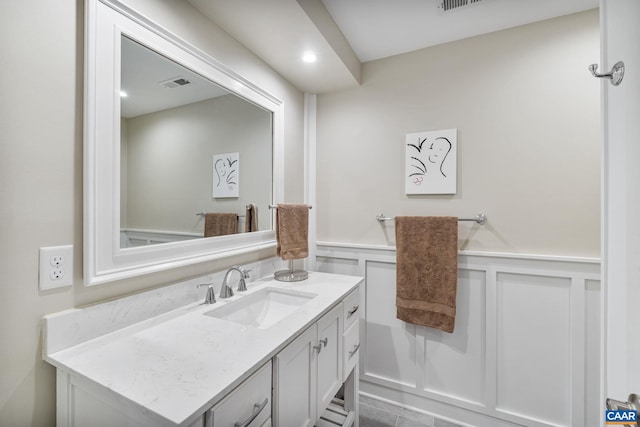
204, 287, 317, 329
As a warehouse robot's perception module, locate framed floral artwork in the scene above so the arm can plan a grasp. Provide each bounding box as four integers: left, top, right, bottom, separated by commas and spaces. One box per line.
405, 129, 456, 195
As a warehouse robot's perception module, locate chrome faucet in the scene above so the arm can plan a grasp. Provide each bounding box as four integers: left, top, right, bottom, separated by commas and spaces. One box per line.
219, 266, 252, 298
196, 283, 216, 304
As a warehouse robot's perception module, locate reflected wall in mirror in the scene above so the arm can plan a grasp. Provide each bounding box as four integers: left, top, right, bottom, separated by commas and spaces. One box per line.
84, 0, 284, 286
120, 36, 272, 248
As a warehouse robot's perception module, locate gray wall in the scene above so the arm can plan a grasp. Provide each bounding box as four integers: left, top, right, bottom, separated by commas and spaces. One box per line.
316, 10, 601, 257
0, 0, 304, 425
123, 95, 272, 235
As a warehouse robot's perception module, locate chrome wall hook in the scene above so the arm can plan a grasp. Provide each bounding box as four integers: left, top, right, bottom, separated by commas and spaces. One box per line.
589, 61, 625, 86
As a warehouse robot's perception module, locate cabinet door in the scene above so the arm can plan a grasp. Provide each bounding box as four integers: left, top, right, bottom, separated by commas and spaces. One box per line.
316, 304, 343, 416
273, 326, 317, 427
343, 320, 359, 380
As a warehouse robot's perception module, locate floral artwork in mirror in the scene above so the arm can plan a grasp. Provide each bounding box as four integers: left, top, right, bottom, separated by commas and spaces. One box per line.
213, 152, 239, 198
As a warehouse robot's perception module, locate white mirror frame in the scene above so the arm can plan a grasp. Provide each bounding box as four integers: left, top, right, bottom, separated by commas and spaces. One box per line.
84, 0, 284, 286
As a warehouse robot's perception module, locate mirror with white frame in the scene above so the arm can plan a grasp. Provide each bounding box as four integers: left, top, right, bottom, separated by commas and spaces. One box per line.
85, 0, 284, 286
120, 35, 272, 248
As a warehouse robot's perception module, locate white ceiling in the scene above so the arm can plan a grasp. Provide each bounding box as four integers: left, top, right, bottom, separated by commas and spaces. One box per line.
188, 0, 362, 94
322, 0, 599, 62
188, 0, 599, 94
121, 36, 229, 118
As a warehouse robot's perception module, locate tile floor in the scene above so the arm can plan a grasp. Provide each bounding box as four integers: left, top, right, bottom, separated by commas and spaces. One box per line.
359, 396, 461, 427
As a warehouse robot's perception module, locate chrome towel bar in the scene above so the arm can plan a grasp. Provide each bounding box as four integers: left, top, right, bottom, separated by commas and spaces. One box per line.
376, 213, 487, 225
268, 204, 312, 209
196, 211, 246, 218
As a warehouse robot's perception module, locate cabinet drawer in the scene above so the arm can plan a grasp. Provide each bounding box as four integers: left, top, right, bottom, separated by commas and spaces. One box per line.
207, 361, 271, 427
342, 288, 360, 332
342, 321, 359, 379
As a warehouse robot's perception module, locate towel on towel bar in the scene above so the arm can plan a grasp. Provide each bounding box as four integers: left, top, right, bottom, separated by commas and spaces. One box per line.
395, 216, 458, 333
204, 213, 238, 237
245, 204, 259, 233
276, 204, 309, 260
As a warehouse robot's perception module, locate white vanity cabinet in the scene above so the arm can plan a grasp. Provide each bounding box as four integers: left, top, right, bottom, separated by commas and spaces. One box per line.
317, 288, 360, 427
272, 303, 343, 427
44, 273, 363, 427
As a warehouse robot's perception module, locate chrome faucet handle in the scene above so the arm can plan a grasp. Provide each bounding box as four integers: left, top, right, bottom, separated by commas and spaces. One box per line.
219, 282, 234, 299
237, 277, 248, 292
229, 266, 251, 292
196, 283, 216, 304
233, 266, 252, 278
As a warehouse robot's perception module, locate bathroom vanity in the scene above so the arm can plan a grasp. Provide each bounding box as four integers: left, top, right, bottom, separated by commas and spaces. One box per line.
43, 271, 362, 427
61, 1, 364, 424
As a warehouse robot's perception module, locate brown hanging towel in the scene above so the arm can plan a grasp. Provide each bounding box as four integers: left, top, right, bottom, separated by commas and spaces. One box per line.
245, 203, 259, 232
275, 204, 309, 260
395, 216, 458, 333
204, 212, 238, 237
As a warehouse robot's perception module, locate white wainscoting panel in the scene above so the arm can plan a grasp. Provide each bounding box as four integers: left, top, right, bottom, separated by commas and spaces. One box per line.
585, 279, 601, 426
365, 261, 417, 388
316, 242, 601, 427
495, 273, 571, 426
120, 229, 201, 247
422, 268, 486, 406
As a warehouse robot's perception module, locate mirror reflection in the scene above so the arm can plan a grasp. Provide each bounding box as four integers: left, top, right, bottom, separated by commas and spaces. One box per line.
119, 36, 273, 248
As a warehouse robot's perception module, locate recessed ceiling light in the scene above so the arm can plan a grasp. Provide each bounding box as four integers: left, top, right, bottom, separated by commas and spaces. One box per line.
302, 51, 317, 63
120, 90, 128, 97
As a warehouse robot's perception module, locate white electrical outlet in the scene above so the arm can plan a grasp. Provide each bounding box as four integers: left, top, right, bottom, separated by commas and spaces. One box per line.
39, 245, 73, 290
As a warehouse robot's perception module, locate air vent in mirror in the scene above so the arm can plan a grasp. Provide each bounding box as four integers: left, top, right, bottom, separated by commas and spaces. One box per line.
439, 0, 483, 12
158, 76, 191, 89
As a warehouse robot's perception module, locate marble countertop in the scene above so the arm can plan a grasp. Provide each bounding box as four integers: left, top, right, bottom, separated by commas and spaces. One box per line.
44, 271, 362, 426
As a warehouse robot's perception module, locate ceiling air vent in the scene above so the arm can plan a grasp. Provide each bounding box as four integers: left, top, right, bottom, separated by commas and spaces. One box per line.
439, 0, 483, 12
158, 76, 192, 89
